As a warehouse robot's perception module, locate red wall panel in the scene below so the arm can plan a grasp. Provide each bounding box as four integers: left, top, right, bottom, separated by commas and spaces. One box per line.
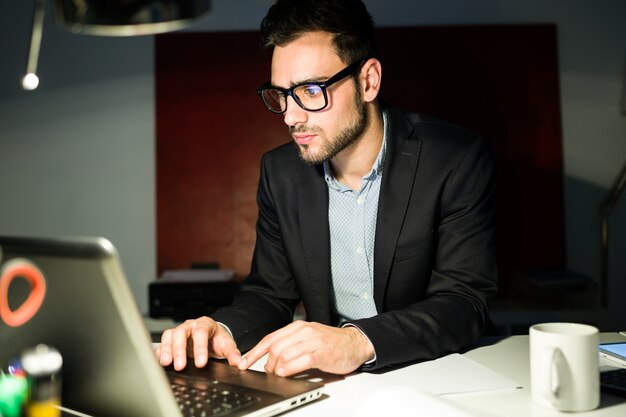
156, 25, 565, 297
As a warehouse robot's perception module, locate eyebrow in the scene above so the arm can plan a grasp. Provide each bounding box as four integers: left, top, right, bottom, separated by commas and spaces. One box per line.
265, 77, 327, 90
287, 76, 328, 88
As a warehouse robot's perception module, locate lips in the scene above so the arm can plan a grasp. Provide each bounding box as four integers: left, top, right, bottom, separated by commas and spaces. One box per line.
293, 134, 316, 145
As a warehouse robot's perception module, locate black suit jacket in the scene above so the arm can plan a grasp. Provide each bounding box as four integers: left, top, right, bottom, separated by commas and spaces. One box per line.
212, 106, 497, 371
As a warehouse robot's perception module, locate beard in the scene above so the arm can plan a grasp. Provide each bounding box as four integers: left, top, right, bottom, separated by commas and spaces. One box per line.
290, 91, 369, 165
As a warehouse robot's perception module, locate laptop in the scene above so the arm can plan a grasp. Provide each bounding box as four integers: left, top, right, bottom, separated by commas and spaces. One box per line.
0, 235, 324, 417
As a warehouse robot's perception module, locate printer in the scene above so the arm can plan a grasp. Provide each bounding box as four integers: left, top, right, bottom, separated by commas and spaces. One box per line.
149, 268, 239, 321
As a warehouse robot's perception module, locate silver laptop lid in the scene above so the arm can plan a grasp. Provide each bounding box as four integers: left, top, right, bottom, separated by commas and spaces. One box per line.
0, 236, 324, 417
0, 235, 184, 417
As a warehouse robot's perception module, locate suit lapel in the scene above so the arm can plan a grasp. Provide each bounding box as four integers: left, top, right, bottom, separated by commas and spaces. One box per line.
297, 163, 332, 322
373, 109, 422, 311
294, 108, 423, 318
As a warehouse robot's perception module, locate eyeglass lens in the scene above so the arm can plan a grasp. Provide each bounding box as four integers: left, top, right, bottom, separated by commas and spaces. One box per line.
262, 84, 326, 113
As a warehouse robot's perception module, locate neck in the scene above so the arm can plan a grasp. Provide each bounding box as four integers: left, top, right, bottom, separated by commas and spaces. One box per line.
330, 105, 384, 190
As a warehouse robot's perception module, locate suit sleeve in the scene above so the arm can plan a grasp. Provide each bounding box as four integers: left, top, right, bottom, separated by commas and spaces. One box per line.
210, 153, 301, 352
351, 136, 497, 370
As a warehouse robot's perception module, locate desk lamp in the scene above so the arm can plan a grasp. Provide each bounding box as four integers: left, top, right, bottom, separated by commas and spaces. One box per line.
22, 0, 211, 91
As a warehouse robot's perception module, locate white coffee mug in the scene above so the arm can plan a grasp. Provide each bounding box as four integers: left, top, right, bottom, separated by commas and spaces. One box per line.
529, 322, 599, 412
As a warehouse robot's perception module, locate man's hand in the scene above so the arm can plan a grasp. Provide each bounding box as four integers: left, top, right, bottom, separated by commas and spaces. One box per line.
154, 316, 242, 371
237, 321, 375, 376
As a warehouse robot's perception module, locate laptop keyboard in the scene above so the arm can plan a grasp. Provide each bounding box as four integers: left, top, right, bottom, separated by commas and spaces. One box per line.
169, 374, 263, 416
601, 368, 626, 397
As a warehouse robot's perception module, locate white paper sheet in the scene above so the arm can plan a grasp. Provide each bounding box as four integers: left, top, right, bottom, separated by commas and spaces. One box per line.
346, 353, 521, 396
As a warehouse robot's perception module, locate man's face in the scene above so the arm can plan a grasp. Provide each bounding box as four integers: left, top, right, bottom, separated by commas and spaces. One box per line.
271, 31, 367, 164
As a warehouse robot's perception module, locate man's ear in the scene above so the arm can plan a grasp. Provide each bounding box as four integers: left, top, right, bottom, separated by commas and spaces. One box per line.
360, 58, 382, 102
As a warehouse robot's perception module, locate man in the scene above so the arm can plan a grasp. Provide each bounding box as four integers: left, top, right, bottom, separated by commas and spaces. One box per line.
157, 0, 497, 376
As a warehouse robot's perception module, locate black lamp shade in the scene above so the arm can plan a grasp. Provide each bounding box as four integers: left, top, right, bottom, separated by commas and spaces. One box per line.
52, 0, 211, 36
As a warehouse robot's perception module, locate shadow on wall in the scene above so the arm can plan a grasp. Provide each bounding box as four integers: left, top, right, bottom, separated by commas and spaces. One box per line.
565, 176, 626, 320
491, 175, 626, 335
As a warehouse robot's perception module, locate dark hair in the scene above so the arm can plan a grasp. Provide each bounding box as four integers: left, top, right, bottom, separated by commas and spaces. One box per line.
260, 0, 377, 65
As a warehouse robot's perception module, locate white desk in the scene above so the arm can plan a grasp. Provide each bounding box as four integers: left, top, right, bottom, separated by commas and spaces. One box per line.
280, 332, 626, 417
62, 332, 626, 416
451, 333, 626, 417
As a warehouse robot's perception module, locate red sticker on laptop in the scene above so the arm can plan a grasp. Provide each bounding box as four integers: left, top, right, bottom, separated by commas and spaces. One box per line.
0, 258, 46, 327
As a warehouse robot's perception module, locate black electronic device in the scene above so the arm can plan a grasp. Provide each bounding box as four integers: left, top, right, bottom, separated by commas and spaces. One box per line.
149, 275, 239, 321
601, 368, 626, 397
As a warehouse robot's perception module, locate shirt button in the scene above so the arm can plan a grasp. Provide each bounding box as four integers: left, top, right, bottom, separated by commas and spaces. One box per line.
360, 292, 370, 301
357, 197, 364, 205
355, 246, 364, 255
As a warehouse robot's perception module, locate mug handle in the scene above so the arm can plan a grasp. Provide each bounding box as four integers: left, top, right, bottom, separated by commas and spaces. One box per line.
546, 347, 567, 403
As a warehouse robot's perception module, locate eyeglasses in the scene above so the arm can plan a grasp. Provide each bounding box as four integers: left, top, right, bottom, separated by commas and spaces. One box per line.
256, 60, 364, 114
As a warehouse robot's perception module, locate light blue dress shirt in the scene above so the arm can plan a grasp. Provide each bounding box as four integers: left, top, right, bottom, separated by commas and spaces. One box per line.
323, 110, 388, 324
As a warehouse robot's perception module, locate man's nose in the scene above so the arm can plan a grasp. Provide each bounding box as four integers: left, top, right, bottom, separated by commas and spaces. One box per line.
283, 96, 308, 127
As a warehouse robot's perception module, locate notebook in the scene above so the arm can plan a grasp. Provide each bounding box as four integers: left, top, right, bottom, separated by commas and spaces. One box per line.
0, 235, 323, 417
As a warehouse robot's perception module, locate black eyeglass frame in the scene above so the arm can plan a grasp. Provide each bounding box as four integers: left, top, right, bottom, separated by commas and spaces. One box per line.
256, 60, 365, 114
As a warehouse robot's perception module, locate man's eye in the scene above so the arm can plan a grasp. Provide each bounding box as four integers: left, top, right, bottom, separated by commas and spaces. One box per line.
301, 85, 323, 97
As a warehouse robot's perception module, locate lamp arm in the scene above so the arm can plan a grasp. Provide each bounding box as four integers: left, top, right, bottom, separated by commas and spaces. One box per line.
23, 0, 47, 90
600, 160, 626, 216
599, 158, 626, 307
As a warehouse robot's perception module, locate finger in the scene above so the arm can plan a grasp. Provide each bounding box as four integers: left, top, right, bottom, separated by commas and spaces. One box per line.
190, 318, 212, 368
238, 325, 291, 370
275, 350, 318, 377
171, 322, 193, 370
264, 334, 296, 373
225, 348, 243, 367
239, 322, 307, 371
238, 337, 271, 371
270, 332, 325, 376
158, 329, 174, 366
210, 325, 242, 366
264, 322, 316, 373
239, 323, 296, 370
